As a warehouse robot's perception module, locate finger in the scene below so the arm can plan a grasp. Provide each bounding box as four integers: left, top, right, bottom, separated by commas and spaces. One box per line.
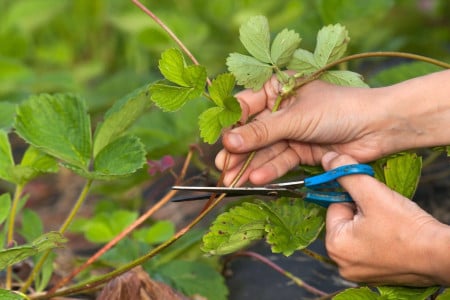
326, 202, 356, 232
321, 151, 386, 209
248, 146, 301, 184
235, 76, 281, 121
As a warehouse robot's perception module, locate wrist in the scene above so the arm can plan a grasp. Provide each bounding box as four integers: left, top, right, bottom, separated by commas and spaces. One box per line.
374, 70, 450, 153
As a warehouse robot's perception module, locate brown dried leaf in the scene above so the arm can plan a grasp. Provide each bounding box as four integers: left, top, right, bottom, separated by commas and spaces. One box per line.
97, 266, 189, 300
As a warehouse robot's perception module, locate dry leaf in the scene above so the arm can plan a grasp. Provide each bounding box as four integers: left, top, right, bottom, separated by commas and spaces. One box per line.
97, 266, 189, 300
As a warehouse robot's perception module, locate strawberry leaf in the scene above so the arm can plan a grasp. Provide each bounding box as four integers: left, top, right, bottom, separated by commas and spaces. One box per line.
208, 73, 236, 107
383, 153, 422, 199
198, 107, 224, 144
239, 15, 271, 63
202, 201, 267, 255
14, 94, 92, 170
270, 28, 302, 67
150, 48, 207, 111
314, 24, 349, 66
93, 84, 152, 157
227, 53, 272, 90
259, 198, 325, 256
288, 49, 319, 76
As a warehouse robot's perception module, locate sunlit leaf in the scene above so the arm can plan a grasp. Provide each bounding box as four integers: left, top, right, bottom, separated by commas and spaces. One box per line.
157, 260, 228, 300
0, 289, 27, 300
158, 48, 189, 87
383, 153, 422, 199
287, 49, 319, 76
150, 48, 207, 112
208, 73, 236, 107
314, 24, 349, 66
15, 94, 92, 169
259, 198, 325, 256
320, 70, 368, 87
239, 15, 271, 63
270, 28, 301, 67
227, 53, 273, 90
0, 193, 11, 225
0, 231, 66, 270
334, 287, 379, 299
93, 84, 152, 157
198, 107, 224, 144
377, 286, 439, 300
202, 201, 267, 255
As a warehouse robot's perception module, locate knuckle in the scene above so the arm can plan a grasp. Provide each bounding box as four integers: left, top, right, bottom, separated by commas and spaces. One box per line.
247, 120, 270, 143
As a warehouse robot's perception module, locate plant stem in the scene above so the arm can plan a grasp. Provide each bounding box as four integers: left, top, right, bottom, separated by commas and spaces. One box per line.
228, 251, 329, 297
6, 184, 24, 289
47, 150, 195, 295
20, 179, 93, 293
131, 0, 212, 86
30, 193, 228, 300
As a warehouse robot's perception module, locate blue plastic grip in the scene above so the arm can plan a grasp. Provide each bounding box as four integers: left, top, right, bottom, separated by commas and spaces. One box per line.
304, 164, 375, 188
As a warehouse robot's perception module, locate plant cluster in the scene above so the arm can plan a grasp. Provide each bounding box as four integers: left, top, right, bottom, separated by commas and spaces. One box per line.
0, 1, 449, 299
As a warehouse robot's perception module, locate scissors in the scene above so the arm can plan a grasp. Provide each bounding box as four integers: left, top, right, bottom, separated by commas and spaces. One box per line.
172, 164, 374, 207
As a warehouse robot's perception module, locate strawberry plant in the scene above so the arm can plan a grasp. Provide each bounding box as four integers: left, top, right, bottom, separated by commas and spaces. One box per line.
0, 1, 449, 299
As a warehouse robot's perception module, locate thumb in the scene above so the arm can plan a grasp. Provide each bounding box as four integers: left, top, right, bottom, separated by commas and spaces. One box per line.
321, 151, 383, 210
222, 111, 289, 153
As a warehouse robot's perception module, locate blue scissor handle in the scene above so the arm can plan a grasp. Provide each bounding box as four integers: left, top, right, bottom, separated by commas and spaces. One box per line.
304, 191, 352, 207
304, 164, 375, 189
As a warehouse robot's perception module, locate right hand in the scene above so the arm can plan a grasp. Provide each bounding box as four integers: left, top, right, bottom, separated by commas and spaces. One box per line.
216, 77, 390, 186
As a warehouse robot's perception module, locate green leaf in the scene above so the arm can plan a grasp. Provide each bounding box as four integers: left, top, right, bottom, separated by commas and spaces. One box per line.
14, 94, 92, 169
333, 287, 379, 299
158, 48, 190, 87
0, 231, 66, 270
377, 286, 440, 300
202, 201, 267, 255
320, 70, 368, 87
437, 289, 450, 299
383, 153, 422, 199
208, 73, 236, 107
287, 49, 319, 76
0, 193, 11, 226
10, 146, 59, 185
270, 28, 302, 67
199, 102, 240, 145
0, 130, 14, 182
93, 84, 152, 157
150, 48, 207, 111
72, 210, 138, 244
0, 102, 16, 131
157, 260, 228, 300
133, 220, 175, 245
259, 198, 325, 256
239, 15, 271, 63
19, 209, 43, 243
227, 53, 273, 90
314, 24, 349, 66
0, 289, 27, 300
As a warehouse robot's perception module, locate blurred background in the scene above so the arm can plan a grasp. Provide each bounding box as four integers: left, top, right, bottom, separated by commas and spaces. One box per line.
0, 1, 449, 298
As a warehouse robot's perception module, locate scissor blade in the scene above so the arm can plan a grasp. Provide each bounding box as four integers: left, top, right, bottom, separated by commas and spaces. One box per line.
172, 185, 303, 198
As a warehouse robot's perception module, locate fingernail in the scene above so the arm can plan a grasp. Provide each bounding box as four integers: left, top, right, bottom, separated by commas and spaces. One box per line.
321, 151, 339, 166
226, 132, 243, 149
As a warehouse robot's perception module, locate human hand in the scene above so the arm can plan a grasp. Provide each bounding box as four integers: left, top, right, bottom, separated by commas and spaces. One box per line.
322, 151, 450, 286
215, 77, 391, 186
